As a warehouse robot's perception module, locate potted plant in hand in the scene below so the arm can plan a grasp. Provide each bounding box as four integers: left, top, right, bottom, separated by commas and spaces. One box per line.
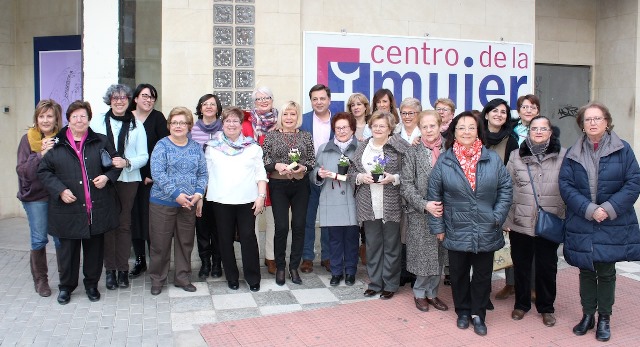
287, 148, 300, 170
337, 154, 350, 175
371, 155, 387, 183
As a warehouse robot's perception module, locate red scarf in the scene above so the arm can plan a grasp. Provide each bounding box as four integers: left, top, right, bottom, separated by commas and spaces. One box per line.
422, 136, 442, 166
453, 138, 482, 191
66, 128, 92, 218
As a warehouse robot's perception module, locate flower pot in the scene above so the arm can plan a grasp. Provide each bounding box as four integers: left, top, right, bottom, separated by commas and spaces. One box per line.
338, 165, 349, 175
372, 173, 382, 183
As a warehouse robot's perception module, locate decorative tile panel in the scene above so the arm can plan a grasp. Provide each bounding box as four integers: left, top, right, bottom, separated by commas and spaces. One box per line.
214, 4, 233, 24
235, 27, 255, 46
235, 70, 254, 88
235, 48, 254, 67
214, 26, 233, 45
216, 91, 233, 107
214, 48, 233, 67
235, 5, 255, 24
236, 91, 253, 109
214, 69, 233, 88
235, 0, 254, 2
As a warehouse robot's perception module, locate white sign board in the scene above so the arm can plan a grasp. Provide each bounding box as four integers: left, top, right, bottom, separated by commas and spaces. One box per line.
303, 32, 533, 115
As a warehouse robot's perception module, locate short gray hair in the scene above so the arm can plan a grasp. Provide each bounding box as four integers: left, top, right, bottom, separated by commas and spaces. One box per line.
399, 97, 422, 113
252, 86, 274, 101
103, 84, 132, 105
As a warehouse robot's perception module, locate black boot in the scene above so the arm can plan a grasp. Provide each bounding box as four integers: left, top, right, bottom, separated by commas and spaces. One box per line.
117, 271, 129, 288
105, 270, 117, 290
399, 244, 416, 287
199, 258, 211, 280
572, 314, 595, 335
595, 314, 610, 342
211, 257, 223, 278
129, 255, 147, 278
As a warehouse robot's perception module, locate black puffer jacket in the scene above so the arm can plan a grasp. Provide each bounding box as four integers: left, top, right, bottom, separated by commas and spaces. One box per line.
427, 146, 513, 253
37, 127, 121, 239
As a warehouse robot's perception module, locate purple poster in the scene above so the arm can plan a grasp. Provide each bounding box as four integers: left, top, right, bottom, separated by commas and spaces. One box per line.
39, 50, 82, 125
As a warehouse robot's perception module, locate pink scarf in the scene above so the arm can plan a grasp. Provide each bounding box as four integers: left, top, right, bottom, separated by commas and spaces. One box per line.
422, 136, 443, 166
452, 138, 482, 191
65, 128, 92, 218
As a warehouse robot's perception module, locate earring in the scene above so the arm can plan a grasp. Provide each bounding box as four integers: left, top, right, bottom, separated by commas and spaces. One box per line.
582, 128, 586, 133
606, 126, 610, 131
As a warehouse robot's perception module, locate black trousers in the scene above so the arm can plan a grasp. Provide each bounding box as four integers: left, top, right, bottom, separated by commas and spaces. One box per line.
269, 177, 309, 271
58, 233, 105, 292
196, 200, 221, 264
212, 202, 260, 286
448, 249, 494, 321
131, 181, 152, 256
509, 231, 559, 313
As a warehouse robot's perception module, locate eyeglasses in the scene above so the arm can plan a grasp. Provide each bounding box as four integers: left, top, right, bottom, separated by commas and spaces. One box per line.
455, 126, 477, 132
420, 124, 438, 130
170, 121, 190, 127
139, 94, 156, 101
520, 105, 538, 110
530, 127, 550, 133
111, 95, 128, 101
400, 111, 416, 117
255, 97, 272, 102
202, 102, 217, 108
69, 114, 88, 121
436, 107, 451, 113
371, 124, 389, 130
223, 119, 241, 124
584, 116, 605, 124
335, 125, 351, 132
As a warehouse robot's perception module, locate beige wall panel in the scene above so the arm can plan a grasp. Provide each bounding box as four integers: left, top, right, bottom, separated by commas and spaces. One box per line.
558, 42, 596, 65
407, 22, 461, 39
575, 19, 597, 43
255, 13, 300, 45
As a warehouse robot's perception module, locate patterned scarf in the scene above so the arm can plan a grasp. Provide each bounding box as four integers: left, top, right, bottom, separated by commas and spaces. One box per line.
27, 127, 55, 152
453, 138, 483, 191
422, 135, 443, 166
65, 128, 92, 216
208, 130, 256, 156
251, 108, 278, 138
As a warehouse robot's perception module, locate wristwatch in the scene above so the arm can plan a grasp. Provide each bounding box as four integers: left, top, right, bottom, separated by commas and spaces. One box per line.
258, 193, 267, 199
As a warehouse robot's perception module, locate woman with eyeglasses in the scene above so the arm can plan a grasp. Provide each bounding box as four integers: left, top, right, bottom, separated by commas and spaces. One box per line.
559, 102, 640, 342
17, 99, 64, 297
349, 110, 408, 300
242, 87, 278, 276
514, 94, 540, 145
129, 84, 169, 279
191, 94, 224, 281
38, 101, 121, 304
206, 107, 267, 292
312, 112, 359, 286
148, 107, 208, 295
91, 84, 149, 290
481, 98, 519, 301
427, 112, 512, 336
503, 116, 566, 327
434, 98, 456, 135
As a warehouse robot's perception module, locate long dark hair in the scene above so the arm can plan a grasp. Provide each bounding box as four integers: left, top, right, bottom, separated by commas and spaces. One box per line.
481, 98, 513, 133
445, 111, 486, 149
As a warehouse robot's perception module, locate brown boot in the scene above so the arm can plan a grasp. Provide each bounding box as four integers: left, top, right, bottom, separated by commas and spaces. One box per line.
264, 259, 276, 275
359, 244, 367, 265
30, 249, 51, 297
320, 259, 331, 272
494, 284, 515, 300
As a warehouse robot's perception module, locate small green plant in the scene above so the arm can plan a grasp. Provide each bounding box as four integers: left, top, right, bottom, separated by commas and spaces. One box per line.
288, 148, 300, 163
338, 154, 350, 167
371, 155, 387, 174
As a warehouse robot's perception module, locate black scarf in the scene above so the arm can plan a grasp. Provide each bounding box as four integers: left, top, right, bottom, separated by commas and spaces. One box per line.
105, 109, 136, 157
485, 125, 513, 147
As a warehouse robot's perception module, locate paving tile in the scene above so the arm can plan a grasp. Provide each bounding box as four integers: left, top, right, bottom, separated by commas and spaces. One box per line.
290, 288, 339, 304
252, 290, 298, 306
258, 304, 303, 316
211, 293, 257, 310
171, 310, 217, 331
215, 307, 261, 322
170, 295, 214, 313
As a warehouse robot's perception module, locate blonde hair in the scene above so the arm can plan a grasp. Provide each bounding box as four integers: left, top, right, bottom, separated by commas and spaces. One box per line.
277, 101, 303, 129
167, 106, 195, 132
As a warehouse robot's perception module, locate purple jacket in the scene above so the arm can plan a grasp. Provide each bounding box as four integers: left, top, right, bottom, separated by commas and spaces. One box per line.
16, 134, 48, 202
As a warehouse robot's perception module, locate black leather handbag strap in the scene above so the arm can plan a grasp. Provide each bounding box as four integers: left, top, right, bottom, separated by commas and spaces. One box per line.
526, 164, 542, 209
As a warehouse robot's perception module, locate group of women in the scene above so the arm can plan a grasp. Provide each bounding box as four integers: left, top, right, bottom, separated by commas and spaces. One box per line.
17, 85, 640, 342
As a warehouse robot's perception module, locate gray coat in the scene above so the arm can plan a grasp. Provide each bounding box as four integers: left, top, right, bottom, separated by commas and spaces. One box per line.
504, 136, 566, 237
427, 146, 513, 253
312, 137, 358, 227
400, 142, 447, 276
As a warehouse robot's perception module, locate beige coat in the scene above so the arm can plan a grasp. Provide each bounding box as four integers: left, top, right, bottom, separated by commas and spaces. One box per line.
504, 136, 566, 237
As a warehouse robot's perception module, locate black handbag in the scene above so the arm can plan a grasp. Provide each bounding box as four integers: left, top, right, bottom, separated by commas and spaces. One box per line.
526, 165, 564, 244
100, 148, 113, 169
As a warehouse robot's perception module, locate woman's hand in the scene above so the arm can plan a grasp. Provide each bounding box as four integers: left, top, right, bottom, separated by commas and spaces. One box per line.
357, 172, 375, 185
377, 172, 396, 185
425, 201, 443, 217
41, 138, 55, 156
176, 193, 200, 210
252, 196, 265, 216
60, 189, 77, 204
593, 207, 609, 223
318, 166, 334, 179
112, 156, 128, 169
275, 163, 292, 176
411, 136, 421, 146
196, 199, 204, 217
436, 233, 445, 241
92, 175, 109, 189
144, 177, 153, 185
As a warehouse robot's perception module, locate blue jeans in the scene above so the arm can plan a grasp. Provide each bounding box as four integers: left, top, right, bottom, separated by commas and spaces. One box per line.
303, 181, 329, 261
22, 201, 60, 250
